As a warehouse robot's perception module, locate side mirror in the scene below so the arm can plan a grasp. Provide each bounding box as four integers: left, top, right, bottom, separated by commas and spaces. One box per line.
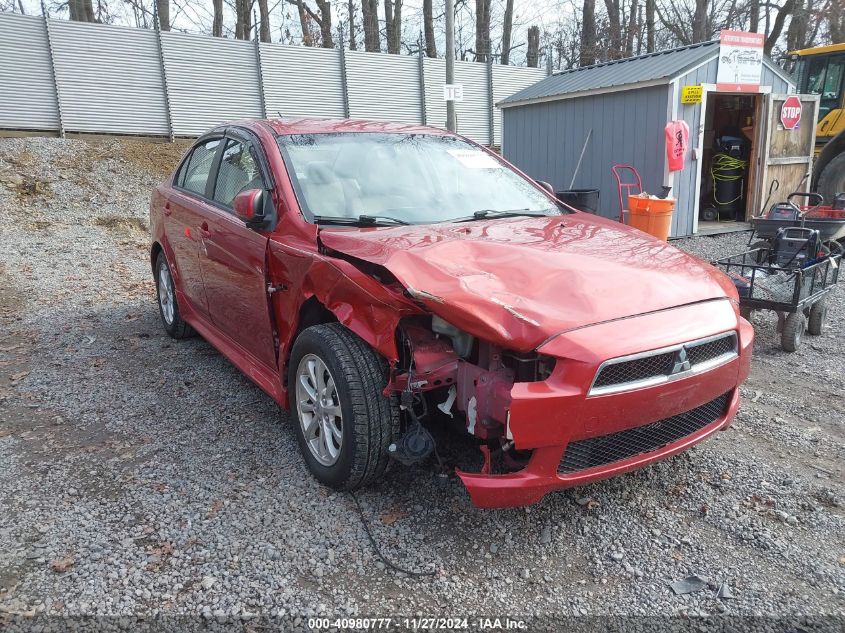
233, 189, 264, 225
536, 181, 555, 195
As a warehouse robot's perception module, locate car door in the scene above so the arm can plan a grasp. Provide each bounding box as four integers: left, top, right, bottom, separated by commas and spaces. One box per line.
164, 137, 224, 318
199, 134, 278, 370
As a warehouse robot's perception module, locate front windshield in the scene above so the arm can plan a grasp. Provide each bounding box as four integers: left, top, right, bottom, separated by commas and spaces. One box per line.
277, 133, 561, 224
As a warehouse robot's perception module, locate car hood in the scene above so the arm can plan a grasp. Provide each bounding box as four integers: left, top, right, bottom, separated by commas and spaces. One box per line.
319, 213, 736, 351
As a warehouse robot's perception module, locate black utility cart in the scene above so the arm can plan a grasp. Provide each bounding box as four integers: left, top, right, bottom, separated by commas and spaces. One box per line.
715, 190, 843, 352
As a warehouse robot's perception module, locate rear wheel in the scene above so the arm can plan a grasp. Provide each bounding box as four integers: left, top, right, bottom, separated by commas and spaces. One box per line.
155, 252, 193, 339
816, 152, 845, 204
781, 312, 805, 352
288, 323, 399, 490
808, 299, 827, 336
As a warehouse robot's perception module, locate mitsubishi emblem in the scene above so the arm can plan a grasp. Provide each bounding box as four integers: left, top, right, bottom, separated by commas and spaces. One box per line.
671, 347, 692, 375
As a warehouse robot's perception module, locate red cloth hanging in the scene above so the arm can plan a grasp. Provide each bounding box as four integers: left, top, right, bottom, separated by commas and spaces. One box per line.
665, 120, 690, 172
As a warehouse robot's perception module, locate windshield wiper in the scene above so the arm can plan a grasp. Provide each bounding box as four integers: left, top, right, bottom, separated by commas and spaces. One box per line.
313, 214, 410, 227
450, 208, 552, 223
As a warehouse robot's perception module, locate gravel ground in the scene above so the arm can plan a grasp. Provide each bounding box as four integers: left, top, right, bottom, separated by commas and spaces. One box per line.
0, 137, 843, 629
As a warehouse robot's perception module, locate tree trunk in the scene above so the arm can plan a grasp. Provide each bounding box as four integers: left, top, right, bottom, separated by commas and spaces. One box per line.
646, 0, 655, 51
500, 0, 514, 64
316, 0, 334, 47
691, 0, 708, 43
362, 0, 381, 52
83, 0, 96, 22
829, 0, 845, 42
786, 0, 810, 50
626, 0, 638, 57
423, 0, 437, 57
68, 0, 82, 21
213, 0, 223, 36
764, 0, 794, 55
580, 0, 596, 65
258, 0, 270, 42
749, 0, 760, 32
526, 25, 539, 68
475, 0, 491, 62
348, 0, 357, 50
603, 0, 622, 59
156, 0, 169, 31
384, 0, 402, 54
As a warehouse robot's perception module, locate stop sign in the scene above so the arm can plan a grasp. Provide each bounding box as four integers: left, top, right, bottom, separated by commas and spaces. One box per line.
780, 96, 802, 130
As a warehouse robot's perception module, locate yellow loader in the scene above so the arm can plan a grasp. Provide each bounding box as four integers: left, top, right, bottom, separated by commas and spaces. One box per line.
791, 43, 845, 201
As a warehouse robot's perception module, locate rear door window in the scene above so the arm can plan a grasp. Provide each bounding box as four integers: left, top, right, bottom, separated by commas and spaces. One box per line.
181, 138, 222, 196
213, 139, 262, 208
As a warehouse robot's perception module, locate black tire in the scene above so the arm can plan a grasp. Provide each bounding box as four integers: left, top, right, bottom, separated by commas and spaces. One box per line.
808, 299, 827, 336
817, 152, 845, 205
781, 312, 805, 352
288, 323, 400, 491
154, 252, 193, 339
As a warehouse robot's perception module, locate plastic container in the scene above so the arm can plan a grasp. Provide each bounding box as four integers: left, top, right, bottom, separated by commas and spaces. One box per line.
556, 188, 599, 214
628, 194, 675, 240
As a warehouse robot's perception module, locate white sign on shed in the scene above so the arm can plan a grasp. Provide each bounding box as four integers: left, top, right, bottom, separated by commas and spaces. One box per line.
443, 84, 464, 102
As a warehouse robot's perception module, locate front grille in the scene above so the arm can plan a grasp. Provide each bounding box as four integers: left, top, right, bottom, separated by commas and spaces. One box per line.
559, 392, 730, 473
686, 335, 735, 366
589, 332, 737, 396
592, 352, 675, 388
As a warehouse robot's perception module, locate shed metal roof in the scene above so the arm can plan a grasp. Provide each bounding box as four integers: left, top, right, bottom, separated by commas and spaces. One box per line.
500, 41, 718, 107
500, 40, 798, 108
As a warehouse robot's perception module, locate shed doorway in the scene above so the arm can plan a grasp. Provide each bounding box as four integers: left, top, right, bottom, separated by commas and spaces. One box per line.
697, 91, 763, 230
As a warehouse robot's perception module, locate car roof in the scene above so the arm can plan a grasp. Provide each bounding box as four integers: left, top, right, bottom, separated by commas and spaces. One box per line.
224, 117, 455, 137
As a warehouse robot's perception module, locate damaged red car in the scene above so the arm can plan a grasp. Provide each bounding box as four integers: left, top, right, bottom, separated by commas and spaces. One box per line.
149, 118, 753, 508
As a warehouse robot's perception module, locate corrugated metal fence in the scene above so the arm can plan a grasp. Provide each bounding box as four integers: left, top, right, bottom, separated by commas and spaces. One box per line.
0, 12, 546, 145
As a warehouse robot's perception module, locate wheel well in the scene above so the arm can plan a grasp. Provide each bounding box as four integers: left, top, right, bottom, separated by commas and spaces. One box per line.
150, 242, 163, 273
813, 130, 845, 189
283, 297, 338, 387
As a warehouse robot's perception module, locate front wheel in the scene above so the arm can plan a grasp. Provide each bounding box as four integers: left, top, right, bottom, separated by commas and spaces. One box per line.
288, 323, 399, 490
808, 299, 827, 336
781, 312, 805, 352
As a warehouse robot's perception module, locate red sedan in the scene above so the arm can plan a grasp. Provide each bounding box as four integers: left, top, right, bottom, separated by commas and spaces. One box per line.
149, 118, 753, 508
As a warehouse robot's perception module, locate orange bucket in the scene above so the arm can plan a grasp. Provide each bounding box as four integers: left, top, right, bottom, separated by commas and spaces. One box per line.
627, 195, 675, 241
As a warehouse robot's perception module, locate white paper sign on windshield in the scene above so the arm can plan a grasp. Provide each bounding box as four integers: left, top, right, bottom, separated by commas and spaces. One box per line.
447, 149, 502, 169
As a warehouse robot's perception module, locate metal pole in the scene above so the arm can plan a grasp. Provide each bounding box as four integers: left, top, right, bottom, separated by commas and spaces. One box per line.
40, 1, 64, 138
445, 0, 456, 132
418, 34, 427, 125
486, 57, 494, 145
253, 9, 267, 118
338, 24, 350, 118
153, 1, 175, 142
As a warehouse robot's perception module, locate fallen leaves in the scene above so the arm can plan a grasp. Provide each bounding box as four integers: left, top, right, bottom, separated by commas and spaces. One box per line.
380, 510, 410, 526
9, 371, 29, 383
49, 556, 75, 573
207, 499, 224, 519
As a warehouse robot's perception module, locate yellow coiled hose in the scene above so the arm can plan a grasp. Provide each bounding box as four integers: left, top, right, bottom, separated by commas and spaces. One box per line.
711, 153, 747, 205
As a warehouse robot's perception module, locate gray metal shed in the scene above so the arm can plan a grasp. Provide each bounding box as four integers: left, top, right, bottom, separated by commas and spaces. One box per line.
499, 41, 799, 237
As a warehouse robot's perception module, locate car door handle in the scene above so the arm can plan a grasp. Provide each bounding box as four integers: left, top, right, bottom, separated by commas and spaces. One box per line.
199, 222, 211, 239
163, 202, 172, 216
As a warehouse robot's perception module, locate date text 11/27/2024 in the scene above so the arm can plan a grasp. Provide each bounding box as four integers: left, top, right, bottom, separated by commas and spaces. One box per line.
308, 617, 528, 630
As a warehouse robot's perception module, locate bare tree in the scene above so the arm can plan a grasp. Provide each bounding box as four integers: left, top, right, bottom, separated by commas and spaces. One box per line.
156, 0, 169, 30
765, 0, 795, 55
500, 0, 514, 64
474, 0, 491, 61
210, 0, 223, 36
646, 0, 655, 51
384, 0, 402, 54
362, 0, 380, 52
423, 0, 437, 57
626, 0, 638, 56
348, 0, 358, 49
604, 0, 623, 58
580, 0, 596, 64
257, 0, 270, 41
691, 0, 708, 43
526, 24, 539, 67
